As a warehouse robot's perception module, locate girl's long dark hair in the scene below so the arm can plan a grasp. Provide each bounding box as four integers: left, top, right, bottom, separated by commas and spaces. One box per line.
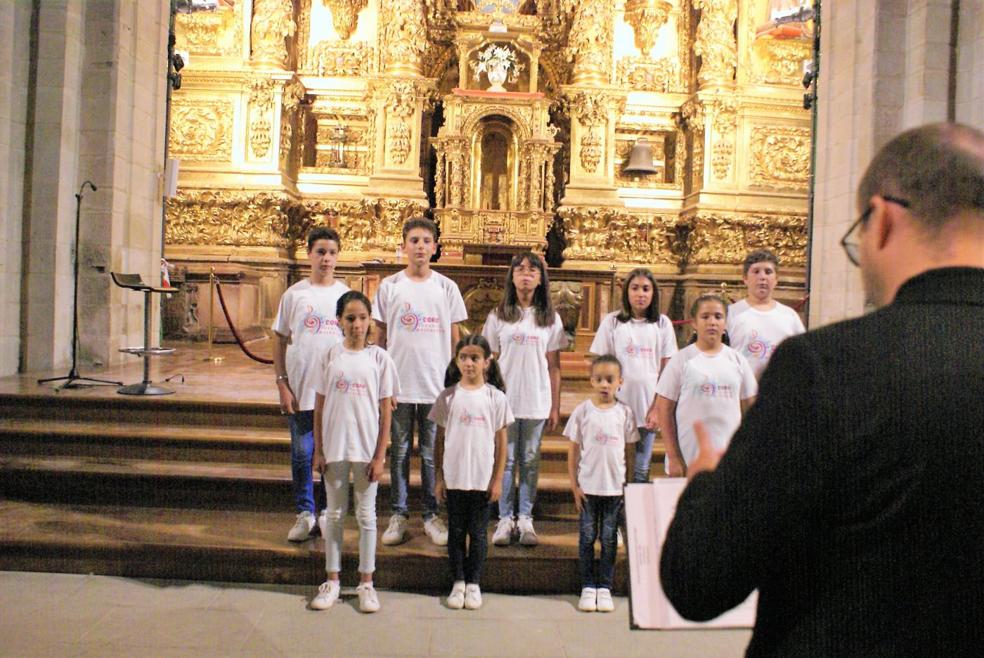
616, 268, 662, 323
495, 252, 555, 328
444, 334, 506, 392
336, 290, 373, 347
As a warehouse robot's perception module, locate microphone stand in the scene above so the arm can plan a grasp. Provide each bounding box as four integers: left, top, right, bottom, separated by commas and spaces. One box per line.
38, 181, 124, 391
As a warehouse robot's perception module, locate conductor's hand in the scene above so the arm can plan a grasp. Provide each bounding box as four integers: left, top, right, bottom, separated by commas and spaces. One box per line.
687, 421, 723, 481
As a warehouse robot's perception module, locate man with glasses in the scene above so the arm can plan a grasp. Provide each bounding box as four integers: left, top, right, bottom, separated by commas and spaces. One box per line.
660, 123, 984, 656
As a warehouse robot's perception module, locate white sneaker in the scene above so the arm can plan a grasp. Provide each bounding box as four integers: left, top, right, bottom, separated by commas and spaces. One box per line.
578, 587, 597, 612
596, 588, 615, 612
310, 580, 340, 610
381, 514, 408, 546
424, 516, 449, 546
447, 580, 466, 610
492, 517, 514, 546
464, 584, 483, 610
287, 512, 316, 542
356, 582, 380, 613
517, 515, 538, 546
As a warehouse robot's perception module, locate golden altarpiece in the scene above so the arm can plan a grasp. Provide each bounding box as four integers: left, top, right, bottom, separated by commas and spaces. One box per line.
164, 0, 813, 348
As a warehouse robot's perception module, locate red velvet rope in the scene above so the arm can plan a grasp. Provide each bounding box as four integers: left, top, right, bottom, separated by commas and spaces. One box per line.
213, 279, 274, 365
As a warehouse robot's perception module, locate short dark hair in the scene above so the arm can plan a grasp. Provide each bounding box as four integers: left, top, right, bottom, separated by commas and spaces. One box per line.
591, 353, 622, 375
690, 294, 727, 318
742, 249, 779, 275
857, 123, 984, 230
307, 226, 341, 252
402, 216, 438, 242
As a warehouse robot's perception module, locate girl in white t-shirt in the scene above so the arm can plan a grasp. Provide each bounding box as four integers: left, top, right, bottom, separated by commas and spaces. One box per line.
481, 252, 568, 547
588, 268, 678, 483
654, 295, 758, 477
430, 335, 513, 611
311, 291, 399, 614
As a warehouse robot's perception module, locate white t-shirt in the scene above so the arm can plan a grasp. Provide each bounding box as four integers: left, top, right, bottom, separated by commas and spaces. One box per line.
272, 279, 350, 410
563, 400, 639, 496
371, 270, 468, 404
588, 312, 679, 425
655, 344, 758, 465
727, 301, 806, 378
314, 343, 400, 463
482, 307, 568, 419
429, 384, 515, 491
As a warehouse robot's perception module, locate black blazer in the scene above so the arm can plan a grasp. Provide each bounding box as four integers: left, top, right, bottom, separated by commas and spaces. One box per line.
660, 267, 984, 657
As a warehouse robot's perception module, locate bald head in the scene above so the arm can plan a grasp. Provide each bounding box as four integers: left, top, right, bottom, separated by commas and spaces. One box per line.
857, 123, 984, 230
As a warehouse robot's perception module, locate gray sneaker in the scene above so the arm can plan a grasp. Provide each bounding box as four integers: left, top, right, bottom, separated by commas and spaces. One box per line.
517, 515, 538, 546
492, 517, 515, 546
381, 514, 408, 546
287, 512, 316, 542
424, 516, 449, 546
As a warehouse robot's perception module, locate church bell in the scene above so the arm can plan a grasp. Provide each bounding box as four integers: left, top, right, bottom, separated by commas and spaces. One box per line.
623, 138, 660, 175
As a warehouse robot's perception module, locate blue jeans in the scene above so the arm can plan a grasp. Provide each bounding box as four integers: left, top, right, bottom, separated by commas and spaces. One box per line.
633, 428, 657, 483
498, 418, 546, 519
289, 410, 323, 515
390, 402, 438, 519
578, 494, 622, 590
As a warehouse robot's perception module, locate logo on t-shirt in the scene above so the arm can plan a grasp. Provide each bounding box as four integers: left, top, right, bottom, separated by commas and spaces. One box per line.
333, 371, 369, 396
510, 332, 541, 346
624, 340, 654, 358
696, 378, 735, 399
398, 302, 442, 333
458, 411, 489, 427
302, 306, 341, 337
743, 331, 774, 361
592, 431, 621, 446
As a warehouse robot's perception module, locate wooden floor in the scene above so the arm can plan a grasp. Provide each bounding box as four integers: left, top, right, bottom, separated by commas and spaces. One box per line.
0, 340, 662, 593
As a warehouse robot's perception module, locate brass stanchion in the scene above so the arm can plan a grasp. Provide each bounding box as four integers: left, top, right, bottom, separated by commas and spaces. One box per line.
203, 267, 224, 364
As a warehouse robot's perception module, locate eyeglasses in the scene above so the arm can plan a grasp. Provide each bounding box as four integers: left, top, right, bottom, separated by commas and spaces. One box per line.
840, 195, 911, 267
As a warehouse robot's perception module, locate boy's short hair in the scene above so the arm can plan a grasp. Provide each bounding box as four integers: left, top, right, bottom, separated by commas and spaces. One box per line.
591, 354, 623, 375
402, 216, 438, 242
307, 226, 341, 252
742, 249, 779, 275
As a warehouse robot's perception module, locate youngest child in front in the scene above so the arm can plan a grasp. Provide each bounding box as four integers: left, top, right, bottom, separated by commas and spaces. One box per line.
565, 355, 639, 613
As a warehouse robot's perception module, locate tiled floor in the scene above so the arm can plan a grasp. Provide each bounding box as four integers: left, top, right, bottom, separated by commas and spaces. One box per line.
0, 571, 751, 657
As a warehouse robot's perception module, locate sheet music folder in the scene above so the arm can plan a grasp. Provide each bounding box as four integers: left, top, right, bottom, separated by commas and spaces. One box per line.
624, 480, 758, 630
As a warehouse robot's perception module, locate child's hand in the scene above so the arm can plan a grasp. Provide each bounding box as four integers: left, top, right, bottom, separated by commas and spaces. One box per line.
547, 408, 560, 432
278, 384, 298, 415
435, 478, 446, 504
487, 478, 502, 503
366, 457, 385, 483
572, 485, 586, 513
665, 455, 686, 478
644, 405, 660, 430
312, 452, 327, 475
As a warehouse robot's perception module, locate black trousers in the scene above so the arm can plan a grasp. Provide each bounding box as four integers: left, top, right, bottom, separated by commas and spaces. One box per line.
447, 489, 491, 585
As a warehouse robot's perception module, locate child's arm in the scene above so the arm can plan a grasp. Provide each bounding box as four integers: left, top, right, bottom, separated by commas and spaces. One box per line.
367, 396, 391, 482
546, 350, 561, 431
273, 332, 297, 415
450, 322, 461, 355
656, 395, 685, 477
624, 440, 636, 484
434, 425, 446, 504
645, 393, 660, 430
312, 392, 327, 474
568, 442, 585, 513
741, 396, 757, 414
488, 425, 507, 502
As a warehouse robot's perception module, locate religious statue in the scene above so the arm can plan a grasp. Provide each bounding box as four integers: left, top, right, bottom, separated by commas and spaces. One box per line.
250, 0, 295, 65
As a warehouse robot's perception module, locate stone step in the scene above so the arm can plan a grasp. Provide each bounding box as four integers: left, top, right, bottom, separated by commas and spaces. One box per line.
0, 499, 627, 594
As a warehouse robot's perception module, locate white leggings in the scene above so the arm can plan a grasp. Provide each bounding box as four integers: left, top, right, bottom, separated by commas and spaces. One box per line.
322, 461, 378, 575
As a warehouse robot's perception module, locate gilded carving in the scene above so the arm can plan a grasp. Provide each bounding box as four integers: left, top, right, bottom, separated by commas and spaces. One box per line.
559, 207, 677, 264
387, 121, 411, 164
711, 98, 738, 136
679, 97, 706, 131
250, 117, 272, 158
282, 79, 306, 112
694, 0, 738, 86
248, 76, 275, 111
165, 191, 291, 248
623, 0, 672, 55
749, 126, 811, 190
462, 279, 504, 335
564, 91, 613, 128
566, 0, 615, 85
616, 57, 683, 93
251, 0, 296, 65
580, 130, 602, 173
308, 40, 374, 76
687, 212, 807, 266
752, 38, 812, 86
324, 0, 367, 39
174, 1, 241, 57
170, 100, 233, 162
550, 280, 583, 344
379, 0, 427, 75
711, 140, 733, 179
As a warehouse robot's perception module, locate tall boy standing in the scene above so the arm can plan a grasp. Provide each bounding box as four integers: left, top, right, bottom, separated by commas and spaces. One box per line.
273, 227, 350, 541
373, 217, 468, 546
727, 249, 805, 379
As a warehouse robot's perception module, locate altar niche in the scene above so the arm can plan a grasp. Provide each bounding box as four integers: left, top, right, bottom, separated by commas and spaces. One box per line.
476, 118, 517, 211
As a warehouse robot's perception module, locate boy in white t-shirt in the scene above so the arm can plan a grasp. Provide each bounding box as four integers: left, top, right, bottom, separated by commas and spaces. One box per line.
373, 217, 469, 547
272, 227, 350, 542
727, 249, 806, 379
565, 355, 639, 614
